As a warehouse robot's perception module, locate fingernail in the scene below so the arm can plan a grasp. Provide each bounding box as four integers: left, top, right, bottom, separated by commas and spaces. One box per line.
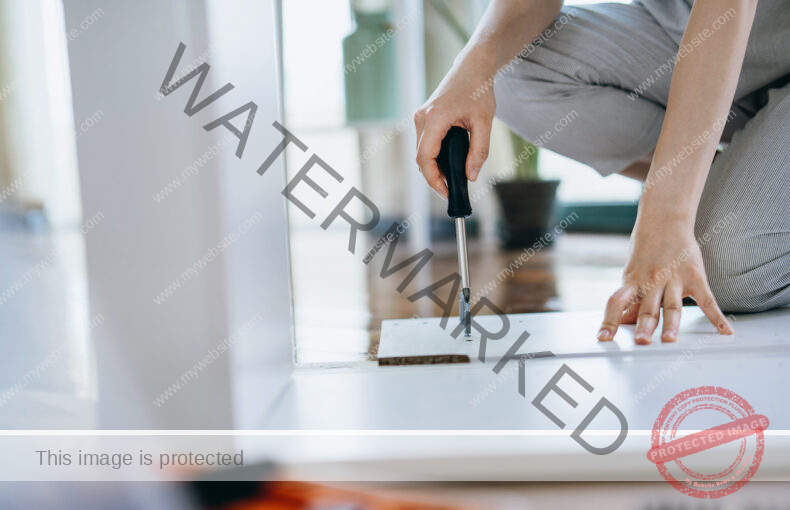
597, 328, 612, 341
662, 330, 678, 342
471, 167, 481, 181
635, 332, 651, 344
716, 319, 734, 334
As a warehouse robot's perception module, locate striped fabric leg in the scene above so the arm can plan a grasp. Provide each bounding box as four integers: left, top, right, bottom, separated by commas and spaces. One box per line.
695, 83, 790, 312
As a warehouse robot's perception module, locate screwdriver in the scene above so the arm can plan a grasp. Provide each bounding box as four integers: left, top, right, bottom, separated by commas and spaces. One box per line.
437, 126, 473, 339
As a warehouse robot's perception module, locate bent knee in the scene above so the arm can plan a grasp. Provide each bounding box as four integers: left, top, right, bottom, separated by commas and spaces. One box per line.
699, 234, 790, 313
707, 272, 784, 313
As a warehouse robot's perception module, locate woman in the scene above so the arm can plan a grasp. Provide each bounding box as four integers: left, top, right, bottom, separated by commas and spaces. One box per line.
415, 0, 790, 344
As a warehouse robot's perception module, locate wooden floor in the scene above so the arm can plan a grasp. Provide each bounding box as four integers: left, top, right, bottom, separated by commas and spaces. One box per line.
0, 220, 631, 371
291, 229, 630, 366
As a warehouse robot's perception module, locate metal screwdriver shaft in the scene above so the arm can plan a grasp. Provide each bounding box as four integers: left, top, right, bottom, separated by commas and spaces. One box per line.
437, 127, 473, 339
455, 217, 471, 337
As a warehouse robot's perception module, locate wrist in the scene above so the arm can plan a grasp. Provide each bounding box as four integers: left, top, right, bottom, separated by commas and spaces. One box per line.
636, 197, 695, 230
639, 167, 702, 226
456, 40, 497, 70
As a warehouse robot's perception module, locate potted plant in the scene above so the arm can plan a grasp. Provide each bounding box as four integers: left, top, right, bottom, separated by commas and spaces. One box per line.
494, 134, 560, 249
430, 0, 560, 249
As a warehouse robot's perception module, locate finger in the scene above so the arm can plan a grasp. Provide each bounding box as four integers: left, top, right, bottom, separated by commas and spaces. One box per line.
661, 281, 683, 342
688, 277, 734, 334
635, 288, 663, 345
466, 116, 492, 182
598, 286, 637, 341
416, 120, 450, 198
621, 302, 640, 324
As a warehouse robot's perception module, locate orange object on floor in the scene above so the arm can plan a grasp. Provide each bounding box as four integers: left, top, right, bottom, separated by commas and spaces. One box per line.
224, 481, 476, 510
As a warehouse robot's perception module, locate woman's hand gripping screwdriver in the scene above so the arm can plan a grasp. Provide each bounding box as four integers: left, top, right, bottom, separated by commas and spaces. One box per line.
437, 127, 473, 338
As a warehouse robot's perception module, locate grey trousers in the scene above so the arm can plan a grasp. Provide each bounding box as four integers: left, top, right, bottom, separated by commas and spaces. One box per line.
494, 1, 790, 313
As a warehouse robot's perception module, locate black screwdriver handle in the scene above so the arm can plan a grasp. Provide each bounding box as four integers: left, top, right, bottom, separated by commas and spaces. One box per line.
437, 126, 472, 219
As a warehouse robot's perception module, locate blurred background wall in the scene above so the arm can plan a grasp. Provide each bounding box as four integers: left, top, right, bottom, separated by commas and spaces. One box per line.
0, 0, 82, 227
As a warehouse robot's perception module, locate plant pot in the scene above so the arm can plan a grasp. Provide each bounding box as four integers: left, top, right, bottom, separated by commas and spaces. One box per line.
493, 180, 560, 250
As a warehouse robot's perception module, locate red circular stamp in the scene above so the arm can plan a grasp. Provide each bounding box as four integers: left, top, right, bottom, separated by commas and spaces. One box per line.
646, 386, 769, 499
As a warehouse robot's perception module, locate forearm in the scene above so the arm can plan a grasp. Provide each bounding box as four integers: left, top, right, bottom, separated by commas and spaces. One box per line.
416, 1, 562, 194
640, 0, 757, 223
458, 0, 564, 72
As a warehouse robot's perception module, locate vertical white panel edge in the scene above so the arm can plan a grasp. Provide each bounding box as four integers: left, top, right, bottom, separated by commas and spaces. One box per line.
203, 0, 296, 429
65, 0, 294, 429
